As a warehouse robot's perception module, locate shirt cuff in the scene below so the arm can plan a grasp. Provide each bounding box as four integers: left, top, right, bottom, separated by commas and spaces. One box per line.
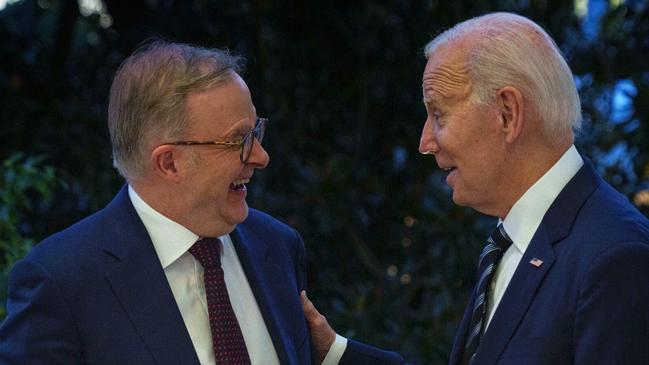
321, 333, 348, 365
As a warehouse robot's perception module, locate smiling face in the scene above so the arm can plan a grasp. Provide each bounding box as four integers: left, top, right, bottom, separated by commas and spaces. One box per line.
418, 41, 510, 216
175, 74, 269, 236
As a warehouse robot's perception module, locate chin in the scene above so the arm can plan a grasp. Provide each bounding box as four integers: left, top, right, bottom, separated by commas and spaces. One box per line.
202, 205, 250, 237
228, 203, 250, 226
453, 194, 493, 215
451, 191, 471, 208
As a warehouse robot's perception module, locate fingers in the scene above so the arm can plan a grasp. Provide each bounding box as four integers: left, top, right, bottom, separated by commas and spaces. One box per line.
300, 290, 318, 321
301, 290, 328, 328
300, 290, 336, 364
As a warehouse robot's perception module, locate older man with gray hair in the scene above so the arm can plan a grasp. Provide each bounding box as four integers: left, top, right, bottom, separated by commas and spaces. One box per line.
303, 12, 649, 365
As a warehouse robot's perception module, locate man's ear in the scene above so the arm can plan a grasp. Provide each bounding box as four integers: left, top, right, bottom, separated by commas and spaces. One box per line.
150, 145, 182, 183
496, 86, 525, 143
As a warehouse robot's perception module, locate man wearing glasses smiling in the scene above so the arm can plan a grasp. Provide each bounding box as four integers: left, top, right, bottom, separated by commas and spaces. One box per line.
0, 41, 348, 365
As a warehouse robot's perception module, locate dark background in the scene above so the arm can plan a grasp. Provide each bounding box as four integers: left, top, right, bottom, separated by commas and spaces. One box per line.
1, 0, 648, 363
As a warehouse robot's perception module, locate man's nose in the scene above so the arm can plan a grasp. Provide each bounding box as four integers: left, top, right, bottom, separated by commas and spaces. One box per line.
418, 119, 438, 154
247, 139, 270, 168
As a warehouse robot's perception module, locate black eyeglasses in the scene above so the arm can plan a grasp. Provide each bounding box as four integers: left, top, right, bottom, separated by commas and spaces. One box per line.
161, 117, 267, 163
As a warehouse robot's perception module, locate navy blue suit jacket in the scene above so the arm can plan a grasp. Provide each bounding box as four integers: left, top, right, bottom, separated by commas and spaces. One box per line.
341, 340, 406, 364
449, 159, 649, 365
0, 186, 311, 364
338, 158, 649, 365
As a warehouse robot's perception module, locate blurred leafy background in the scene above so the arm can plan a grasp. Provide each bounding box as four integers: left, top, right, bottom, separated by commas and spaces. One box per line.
1, 0, 648, 363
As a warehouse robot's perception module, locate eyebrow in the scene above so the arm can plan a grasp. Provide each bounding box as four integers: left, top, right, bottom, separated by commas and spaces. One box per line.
223, 116, 256, 138
422, 94, 445, 110
422, 97, 434, 109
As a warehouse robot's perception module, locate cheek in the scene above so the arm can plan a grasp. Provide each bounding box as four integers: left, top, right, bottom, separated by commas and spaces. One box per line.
434, 129, 452, 150
208, 161, 236, 184
460, 143, 493, 175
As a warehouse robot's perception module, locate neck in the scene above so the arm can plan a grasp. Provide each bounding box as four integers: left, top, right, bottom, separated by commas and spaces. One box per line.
495, 140, 571, 219
130, 179, 235, 238
130, 179, 184, 224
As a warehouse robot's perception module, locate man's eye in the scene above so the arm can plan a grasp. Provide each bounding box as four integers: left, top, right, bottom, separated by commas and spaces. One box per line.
433, 112, 443, 125
229, 133, 247, 143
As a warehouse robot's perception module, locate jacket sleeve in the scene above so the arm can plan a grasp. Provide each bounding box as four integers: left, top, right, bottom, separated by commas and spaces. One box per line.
574, 240, 649, 364
0, 258, 82, 365
340, 339, 406, 365
291, 227, 307, 293
292, 226, 407, 365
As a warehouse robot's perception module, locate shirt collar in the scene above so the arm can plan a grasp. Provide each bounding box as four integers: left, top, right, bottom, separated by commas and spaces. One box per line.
502, 145, 583, 254
128, 185, 199, 268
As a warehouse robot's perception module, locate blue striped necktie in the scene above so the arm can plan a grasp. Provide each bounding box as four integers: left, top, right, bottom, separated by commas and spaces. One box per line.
463, 224, 513, 365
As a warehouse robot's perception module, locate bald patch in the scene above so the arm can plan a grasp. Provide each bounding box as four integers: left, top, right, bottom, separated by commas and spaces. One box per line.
422, 63, 472, 101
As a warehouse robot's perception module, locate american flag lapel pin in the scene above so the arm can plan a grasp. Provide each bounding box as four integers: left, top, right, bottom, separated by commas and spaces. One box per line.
529, 258, 543, 267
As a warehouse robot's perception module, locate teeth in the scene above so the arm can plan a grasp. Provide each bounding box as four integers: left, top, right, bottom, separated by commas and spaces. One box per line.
443, 167, 454, 171
232, 178, 250, 186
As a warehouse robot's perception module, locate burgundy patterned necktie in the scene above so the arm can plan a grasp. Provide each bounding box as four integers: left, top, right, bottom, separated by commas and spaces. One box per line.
189, 238, 251, 365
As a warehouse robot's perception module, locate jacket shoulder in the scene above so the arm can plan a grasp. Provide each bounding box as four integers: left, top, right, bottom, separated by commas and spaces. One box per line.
576, 181, 649, 244
25, 208, 110, 272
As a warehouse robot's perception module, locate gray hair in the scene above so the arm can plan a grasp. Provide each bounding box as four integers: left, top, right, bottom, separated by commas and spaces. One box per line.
424, 12, 581, 143
107, 40, 243, 180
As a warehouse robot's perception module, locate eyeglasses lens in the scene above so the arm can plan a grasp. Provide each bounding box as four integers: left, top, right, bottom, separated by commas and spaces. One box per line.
241, 118, 267, 163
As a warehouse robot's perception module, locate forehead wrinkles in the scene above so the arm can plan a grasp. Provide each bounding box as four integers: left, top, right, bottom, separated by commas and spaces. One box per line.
422, 63, 472, 101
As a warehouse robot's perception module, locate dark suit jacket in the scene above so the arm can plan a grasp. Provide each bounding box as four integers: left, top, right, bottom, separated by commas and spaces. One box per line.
0, 186, 311, 365
338, 158, 649, 365
341, 340, 406, 364
449, 159, 649, 365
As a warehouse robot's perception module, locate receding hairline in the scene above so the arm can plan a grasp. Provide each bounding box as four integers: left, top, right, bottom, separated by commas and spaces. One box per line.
422, 36, 476, 103
422, 13, 559, 102
424, 12, 557, 58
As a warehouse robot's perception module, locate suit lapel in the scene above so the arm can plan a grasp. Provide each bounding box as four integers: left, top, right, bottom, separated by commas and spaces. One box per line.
230, 225, 296, 365
449, 288, 478, 365
469, 158, 602, 364
101, 187, 200, 365
473, 225, 556, 364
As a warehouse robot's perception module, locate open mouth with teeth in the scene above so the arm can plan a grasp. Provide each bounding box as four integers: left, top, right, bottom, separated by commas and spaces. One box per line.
442, 167, 456, 172
229, 178, 249, 191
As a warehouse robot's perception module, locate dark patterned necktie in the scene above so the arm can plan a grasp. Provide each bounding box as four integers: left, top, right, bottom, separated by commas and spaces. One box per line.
189, 238, 251, 365
463, 224, 513, 365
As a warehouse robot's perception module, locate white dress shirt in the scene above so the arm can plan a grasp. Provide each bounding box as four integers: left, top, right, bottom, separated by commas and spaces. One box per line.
484, 145, 583, 329
322, 334, 347, 365
128, 186, 280, 365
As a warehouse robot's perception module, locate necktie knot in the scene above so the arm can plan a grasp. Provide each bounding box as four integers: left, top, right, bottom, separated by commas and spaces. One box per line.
490, 224, 513, 250
478, 225, 513, 267
189, 237, 222, 268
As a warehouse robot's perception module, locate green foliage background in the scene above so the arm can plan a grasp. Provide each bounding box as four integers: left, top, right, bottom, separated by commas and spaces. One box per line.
1, 0, 648, 363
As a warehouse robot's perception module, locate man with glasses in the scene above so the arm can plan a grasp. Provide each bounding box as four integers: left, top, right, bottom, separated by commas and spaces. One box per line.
0, 41, 325, 365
